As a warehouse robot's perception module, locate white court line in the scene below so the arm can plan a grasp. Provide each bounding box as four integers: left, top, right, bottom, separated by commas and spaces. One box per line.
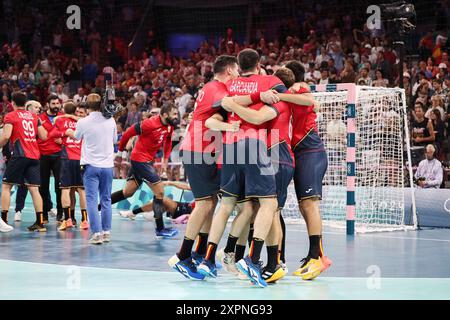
287, 228, 450, 242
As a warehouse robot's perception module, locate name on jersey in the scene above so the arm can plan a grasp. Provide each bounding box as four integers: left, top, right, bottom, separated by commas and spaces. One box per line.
18, 112, 35, 121
228, 81, 258, 94
63, 121, 77, 129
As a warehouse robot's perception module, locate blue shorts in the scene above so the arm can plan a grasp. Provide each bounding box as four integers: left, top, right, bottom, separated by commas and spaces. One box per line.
60, 159, 83, 188
127, 160, 161, 186
182, 151, 220, 200
220, 138, 277, 200
269, 142, 294, 209
293, 149, 328, 201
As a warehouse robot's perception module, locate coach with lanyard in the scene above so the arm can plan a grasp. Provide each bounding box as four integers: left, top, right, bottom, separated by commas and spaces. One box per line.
66, 93, 117, 244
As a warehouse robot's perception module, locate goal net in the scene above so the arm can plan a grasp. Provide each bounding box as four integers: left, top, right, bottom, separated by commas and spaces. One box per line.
282, 84, 417, 233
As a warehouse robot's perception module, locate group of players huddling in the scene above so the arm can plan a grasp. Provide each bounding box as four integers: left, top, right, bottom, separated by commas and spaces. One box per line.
166, 49, 332, 287
0, 48, 332, 287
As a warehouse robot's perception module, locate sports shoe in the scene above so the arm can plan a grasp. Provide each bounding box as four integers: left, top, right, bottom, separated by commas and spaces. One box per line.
217, 248, 239, 275
89, 233, 103, 245
262, 265, 286, 283
191, 251, 205, 266
79, 220, 89, 230
66, 219, 74, 228
321, 255, 333, 272
103, 231, 111, 243
0, 219, 13, 233
49, 208, 57, 217
27, 222, 47, 232
236, 256, 267, 288
14, 211, 22, 222
197, 260, 218, 278
155, 227, 178, 239
293, 257, 324, 280
168, 255, 205, 281
142, 211, 153, 221
58, 220, 69, 231
119, 210, 136, 220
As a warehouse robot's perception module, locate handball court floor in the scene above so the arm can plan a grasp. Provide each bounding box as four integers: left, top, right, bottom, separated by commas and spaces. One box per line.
0, 209, 449, 300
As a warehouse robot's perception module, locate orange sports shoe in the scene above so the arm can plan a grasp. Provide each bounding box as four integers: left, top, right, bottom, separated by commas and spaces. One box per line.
79, 220, 89, 230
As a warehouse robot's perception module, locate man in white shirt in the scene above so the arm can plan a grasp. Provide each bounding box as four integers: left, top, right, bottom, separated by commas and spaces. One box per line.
414, 144, 443, 189
67, 94, 117, 244
305, 63, 321, 83
73, 88, 87, 105
133, 85, 148, 101
55, 84, 69, 102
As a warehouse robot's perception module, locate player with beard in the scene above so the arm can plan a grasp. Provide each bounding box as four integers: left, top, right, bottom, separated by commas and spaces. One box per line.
111, 104, 180, 238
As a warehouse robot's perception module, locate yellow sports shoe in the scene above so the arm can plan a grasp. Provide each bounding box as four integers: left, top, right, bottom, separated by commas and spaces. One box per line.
293, 257, 324, 280
262, 265, 286, 283
58, 220, 68, 231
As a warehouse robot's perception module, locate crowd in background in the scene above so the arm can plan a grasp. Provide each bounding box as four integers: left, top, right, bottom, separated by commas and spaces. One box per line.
0, 1, 449, 186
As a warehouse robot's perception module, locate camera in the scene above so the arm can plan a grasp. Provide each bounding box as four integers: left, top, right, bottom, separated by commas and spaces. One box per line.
379, 1, 416, 37
101, 86, 123, 119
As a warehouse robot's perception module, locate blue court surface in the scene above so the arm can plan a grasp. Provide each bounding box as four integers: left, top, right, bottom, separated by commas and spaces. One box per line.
1, 209, 449, 300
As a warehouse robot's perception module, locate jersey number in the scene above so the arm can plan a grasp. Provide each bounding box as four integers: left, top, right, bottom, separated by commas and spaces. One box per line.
22, 120, 35, 137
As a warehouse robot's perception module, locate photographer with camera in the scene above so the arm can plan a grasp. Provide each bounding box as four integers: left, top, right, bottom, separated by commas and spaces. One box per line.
65, 93, 118, 244
414, 144, 443, 189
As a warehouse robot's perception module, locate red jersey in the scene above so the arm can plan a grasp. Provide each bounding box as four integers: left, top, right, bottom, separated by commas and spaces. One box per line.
180, 80, 228, 153
267, 101, 294, 162
290, 87, 319, 150
4, 109, 41, 160
50, 117, 82, 160
38, 112, 63, 155
119, 115, 174, 163
225, 74, 286, 144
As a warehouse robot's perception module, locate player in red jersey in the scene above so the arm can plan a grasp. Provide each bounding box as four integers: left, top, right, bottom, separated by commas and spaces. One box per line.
110, 103, 179, 238
220, 67, 320, 284
38, 94, 64, 223
0, 92, 48, 233
49, 101, 88, 231
276, 60, 332, 280
168, 55, 242, 281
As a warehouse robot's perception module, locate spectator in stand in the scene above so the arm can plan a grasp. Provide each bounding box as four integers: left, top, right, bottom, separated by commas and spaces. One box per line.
65, 58, 81, 96
81, 55, 98, 85
124, 101, 141, 129
305, 62, 320, 83
372, 69, 389, 87
54, 84, 69, 103
414, 144, 443, 189
73, 88, 87, 105
429, 109, 446, 160
426, 95, 446, 122
318, 68, 329, 84
357, 67, 372, 86
0, 95, 13, 114
411, 102, 435, 147
340, 60, 357, 83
